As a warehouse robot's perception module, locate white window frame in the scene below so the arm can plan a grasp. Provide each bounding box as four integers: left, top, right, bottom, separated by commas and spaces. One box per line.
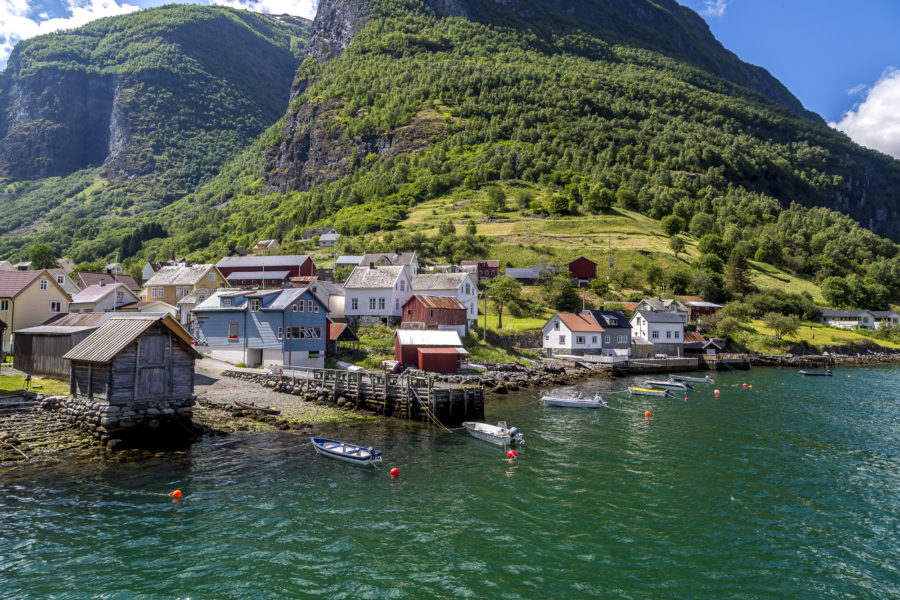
40, 279, 48, 290
307, 299, 313, 312
369, 298, 376, 310
559, 335, 566, 344
674, 331, 680, 339
378, 298, 386, 310
666, 330, 672, 339
228, 322, 239, 339
56, 274, 65, 284
592, 336, 597, 344
604, 334, 610, 344
0, 300, 8, 311
208, 272, 216, 282
250, 298, 260, 311
576, 336, 585, 345
652, 331, 659, 339
276, 326, 283, 340
351, 298, 358, 311
151, 287, 165, 299
50, 301, 62, 313
222, 297, 233, 307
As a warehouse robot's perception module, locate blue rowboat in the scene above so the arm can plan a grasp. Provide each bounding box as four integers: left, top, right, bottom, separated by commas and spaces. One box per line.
311, 438, 383, 466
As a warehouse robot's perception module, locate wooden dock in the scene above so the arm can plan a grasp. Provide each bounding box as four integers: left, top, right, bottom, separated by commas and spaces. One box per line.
700, 353, 751, 370
280, 368, 484, 426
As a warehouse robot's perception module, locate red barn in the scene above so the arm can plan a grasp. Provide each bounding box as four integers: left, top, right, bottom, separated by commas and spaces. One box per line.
401, 295, 468, 336
461, 260, 500, 280
417, 347, 463, 374
215, 255, 317, 287
567, 257, 597, 287
394, 330, 465, 369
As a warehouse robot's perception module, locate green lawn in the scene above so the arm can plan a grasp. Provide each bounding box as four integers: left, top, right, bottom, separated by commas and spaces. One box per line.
0, 374, 70, 395
735, 320, 900, 354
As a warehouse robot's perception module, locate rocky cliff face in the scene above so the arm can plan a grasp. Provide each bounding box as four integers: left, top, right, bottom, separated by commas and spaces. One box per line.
0, 57, 117, 179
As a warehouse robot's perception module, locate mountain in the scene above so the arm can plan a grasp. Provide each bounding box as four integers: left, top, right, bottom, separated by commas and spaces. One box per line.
0, 5, 310, 258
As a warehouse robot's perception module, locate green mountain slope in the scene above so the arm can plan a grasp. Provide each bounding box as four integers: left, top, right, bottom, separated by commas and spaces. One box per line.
0, 5, 310, 258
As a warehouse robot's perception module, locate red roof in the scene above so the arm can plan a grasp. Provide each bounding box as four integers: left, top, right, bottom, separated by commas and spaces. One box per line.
677, 295, 705, 303
683, 331, 707, 343
0, 270, 44, 298
557, 313, 605, 333
417, 347, 463, 355
405, 295, 466, 310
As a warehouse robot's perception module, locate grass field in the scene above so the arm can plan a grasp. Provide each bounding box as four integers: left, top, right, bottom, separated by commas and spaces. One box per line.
0, 374, 70, 395
735, 320, 900, 354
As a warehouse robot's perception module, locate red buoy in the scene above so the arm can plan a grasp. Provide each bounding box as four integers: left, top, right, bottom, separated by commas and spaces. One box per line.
644, 410, 651, 418
170, 489, 182, 499
684, 397, 689, 402
390, 467, 399, 478
507, 450, 515, 459
714, 389, 720, 395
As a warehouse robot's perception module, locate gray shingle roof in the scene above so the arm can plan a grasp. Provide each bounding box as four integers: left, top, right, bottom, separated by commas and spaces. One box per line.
635, 310, 685, 323
143, 265, 216, 287
359, 252, 416, 266
344, 266, 404, 289
70, 283, 134, 304
412, 273, 470, 291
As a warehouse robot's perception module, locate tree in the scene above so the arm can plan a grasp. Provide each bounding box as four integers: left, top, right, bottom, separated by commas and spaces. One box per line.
643, 262, 664, 292
821, 276, 852, 308
763, 312, 800, 340
715, 316, 742, 337
542, 273, 580, 311
545, 193, 568, 215
28, 243, 59, 269
466, 220, 477, 235
668, 235, 685, 258
584, 185, 614, 213
725, 251, 755, 298
487, 275, 522, 330
689, 212, 715, 238
691, 253, 724, 274
660, 215, 685, 236
698, 234, 730, 260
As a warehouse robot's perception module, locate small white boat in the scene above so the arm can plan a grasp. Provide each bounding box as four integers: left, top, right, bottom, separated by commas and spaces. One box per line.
627, 386, 673, 398
462, 421, 524, 445
541, 393, 607, 408
311, 438, 383, 466
642, 379, 693, 390
671, 375, 714, 384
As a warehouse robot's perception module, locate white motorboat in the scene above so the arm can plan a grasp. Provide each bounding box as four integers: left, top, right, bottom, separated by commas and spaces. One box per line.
641, 379, 693, 390
311, 438, 383, 466
541, 393, 607, 408
671, 374, 714, 384
461, 421, 524, 445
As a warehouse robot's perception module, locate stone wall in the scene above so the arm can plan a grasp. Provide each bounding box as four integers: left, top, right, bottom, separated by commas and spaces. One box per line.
484, 331, 542, 349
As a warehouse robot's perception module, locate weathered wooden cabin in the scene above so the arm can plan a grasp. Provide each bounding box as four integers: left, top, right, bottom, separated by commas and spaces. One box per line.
12, 313, 112, 378
63, 315, 200, 403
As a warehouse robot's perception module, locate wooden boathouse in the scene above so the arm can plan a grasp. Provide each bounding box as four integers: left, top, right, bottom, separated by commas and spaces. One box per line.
277, 367, 484, 425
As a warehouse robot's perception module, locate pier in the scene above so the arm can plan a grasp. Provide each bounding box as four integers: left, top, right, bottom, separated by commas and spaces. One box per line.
227, 367, 485, 426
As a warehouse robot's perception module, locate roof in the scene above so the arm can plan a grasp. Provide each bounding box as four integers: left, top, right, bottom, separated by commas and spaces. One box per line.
583, 310, 632, 329
309, 280, 345, 297
0, 270, 44, 297
344, 265, 404, 289
871, 310, 900, 317
225, 270, 290, 281
631, 336, 654, 345
359, 252, 416, 266
412, 273, 470, 291
0, 260, 15, 271
407, 295, 466, 310
417, 346, 467, 355
14, 324, 98, 335
460, 260, 500, 267
556, 313, 605, 333
635, 310, 685, 324
683, 331, 707, 343
40, 312, 113, 327
143, 265, 217, 287
253, 239, 280, 248
77, 272, 140, 291
328, 321, 358, 342
506, 266, 556, 279
820, 310, 874, 317
568, 256, 597, 265
70, 283, 134, 304
216, 255, 310, 269
335, 255, 364, 266
319, 232, 341, 242
686, 301, 724, 309
640, 298, 688, 312
395, 329, 463, 347
63, 315, 199, 363
299, 226, 337, 239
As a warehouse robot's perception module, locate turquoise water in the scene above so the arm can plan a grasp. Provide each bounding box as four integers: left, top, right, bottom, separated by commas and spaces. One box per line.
2, 367, 899, 599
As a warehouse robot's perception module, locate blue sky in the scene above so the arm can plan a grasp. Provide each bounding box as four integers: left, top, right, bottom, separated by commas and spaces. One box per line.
1, 0, 898, 157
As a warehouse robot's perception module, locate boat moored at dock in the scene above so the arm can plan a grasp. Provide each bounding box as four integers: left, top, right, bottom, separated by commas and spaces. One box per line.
799, 370, 833, 376
311, 438, 383, 466
541, 393, 607, 408
462, 421, 525, 445
670, 375, 714, 384
641, 379, 693, 390
627, 386, 674, 398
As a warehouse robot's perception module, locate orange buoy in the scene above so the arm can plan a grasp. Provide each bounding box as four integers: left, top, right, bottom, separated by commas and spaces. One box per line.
170, 490, 182, 499
390, 467, 399, 478
644, 410, 651, 417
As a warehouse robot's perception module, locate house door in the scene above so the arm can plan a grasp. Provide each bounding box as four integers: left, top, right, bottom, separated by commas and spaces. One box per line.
138, 333, 168, 398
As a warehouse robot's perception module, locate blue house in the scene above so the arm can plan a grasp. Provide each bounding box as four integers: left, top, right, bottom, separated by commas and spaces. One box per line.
193, 288, 328, 369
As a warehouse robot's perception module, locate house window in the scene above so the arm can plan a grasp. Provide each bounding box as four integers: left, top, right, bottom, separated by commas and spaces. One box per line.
609, 318, 617, 325
306, 299, 312, 312
674, 331, 680, 339
0, 300, 8, 311
290, 326, 301, 339
592, 336, 597, 344
378, 298, 386, 310
400, 280, 405, 291
116, 292, 124, 303
652, 331, 659, 339
545, 335, 549, 341
56, 275, 65, 284
559, 335, 566, 344
50, 301, 62, 313
222, 297, 232, 307
40, 279, 48, 290
312, 327, 321, 339
396, 299, 400, 310
666, 331, 672, 339
276, 326, 283, 340
465, 283, 471, 295
228, 322, 239, 339
314, 304, 319, 313
351, 298, 358, 311
293, 302, 302, 312
209, 273, 216, 282
576, 336, 585, 344
176, 286, 189, 297
250, 298, 260, 311
369, 298, 376, 310
617, 335, 627, 344
152, 287, 164, 298
554, 321, 560, 330
604, 335, 610, 344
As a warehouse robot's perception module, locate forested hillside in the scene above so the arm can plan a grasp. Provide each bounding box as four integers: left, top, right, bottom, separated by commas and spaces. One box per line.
0, 5, 310, 259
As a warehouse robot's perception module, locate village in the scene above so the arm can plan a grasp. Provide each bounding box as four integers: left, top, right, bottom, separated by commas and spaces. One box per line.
2, 233, 899, 456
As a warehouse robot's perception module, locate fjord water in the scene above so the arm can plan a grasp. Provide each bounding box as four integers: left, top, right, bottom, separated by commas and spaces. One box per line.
2, 367, 899, 599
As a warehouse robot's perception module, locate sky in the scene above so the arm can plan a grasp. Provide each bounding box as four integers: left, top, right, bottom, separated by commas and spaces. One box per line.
0, 0, 898, 158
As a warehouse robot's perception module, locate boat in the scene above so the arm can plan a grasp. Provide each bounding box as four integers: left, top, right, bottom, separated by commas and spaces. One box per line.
462, 421, 525, 445
641, 379, 693, 390
627, 386, 673, 398
234, 400, 280, 414
541, 393, 608, 408
799, 370, 833, 376
311, 438, 383, 466
670, 375, 714, 384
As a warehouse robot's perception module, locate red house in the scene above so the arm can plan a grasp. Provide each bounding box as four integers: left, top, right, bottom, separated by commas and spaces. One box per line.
394, 329, 465, 371
401, 295, 468, 336
461, 260, 500, 280
215, 255, 317, 287
417, 347, 463, 374
567, 256, 597, 287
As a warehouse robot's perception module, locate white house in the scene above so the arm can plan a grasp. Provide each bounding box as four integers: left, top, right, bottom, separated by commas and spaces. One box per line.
630, 310, 685, 356
636, 298, 691, 326
343, 265, 412, 325
411, 272, 479, 326
46, 268, 81, 296
541, 313, 606, 356
872, 310, 900, 329
360, 252, 419, 281
69, 283, 140, 313
819, 310, 877, 330
308, 280, 346, 318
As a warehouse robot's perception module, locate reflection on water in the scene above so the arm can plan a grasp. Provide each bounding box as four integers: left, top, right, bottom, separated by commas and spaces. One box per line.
1, 367, 899, 599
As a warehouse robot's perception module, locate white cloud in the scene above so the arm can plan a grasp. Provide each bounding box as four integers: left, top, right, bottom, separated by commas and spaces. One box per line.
846, 83, 867, 96
831, 68, 900, 160
700, 0, 727, 18
1, 0, 139, 69
210, 0, 316, 19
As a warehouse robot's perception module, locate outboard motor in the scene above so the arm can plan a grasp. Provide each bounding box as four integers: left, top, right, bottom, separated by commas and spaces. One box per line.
508, 427, 525, 445
508, 427, 519, 439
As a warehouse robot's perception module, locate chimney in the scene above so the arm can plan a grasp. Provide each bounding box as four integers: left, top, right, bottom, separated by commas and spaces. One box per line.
369, 262, 375, 269
100, 280, 106, 286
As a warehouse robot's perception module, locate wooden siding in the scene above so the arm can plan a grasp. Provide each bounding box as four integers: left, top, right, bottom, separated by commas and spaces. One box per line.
402, 296, 467, 329
13, 331, 92, 379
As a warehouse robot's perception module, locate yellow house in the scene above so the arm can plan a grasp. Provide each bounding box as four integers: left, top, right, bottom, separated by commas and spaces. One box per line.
0, 270, 71, 354
252, 239, 282, 255
140, 264, 228, 314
